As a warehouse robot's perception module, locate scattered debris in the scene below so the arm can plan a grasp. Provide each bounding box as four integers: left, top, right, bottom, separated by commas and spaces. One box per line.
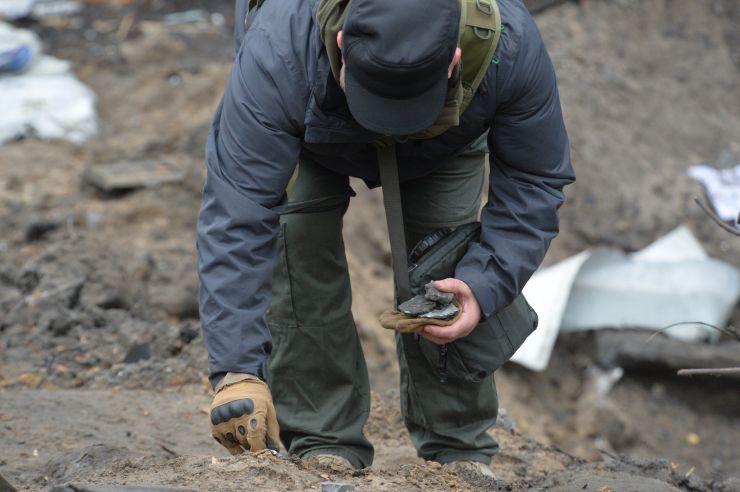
83, 160, 184, 193
123, 342, 152, 364
677, 367, 740, 378
24, 220, 61, 242
564, 227, 739, 341
320, 483, 355, 492
512, 251, 590, 370
0, 22, 96, 144
547, 468, 683, 492
512, 227, 740, 371
423, 281, 454, 304
398, 296, 436, 316
584, 365, 624, 398
0, 22, 38, 73
594, 331, 740, 372
0, 0, 82, 20
694, 197, 740, 236
561, 252, 738, 340
397, 281, 459, 320
163, 9, 210, 25
496, 407, 517, 432
688, 161, 740, 223
158, 443, 177, 456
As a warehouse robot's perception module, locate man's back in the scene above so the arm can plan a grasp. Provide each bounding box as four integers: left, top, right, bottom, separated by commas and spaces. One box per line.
227, 0, 565, 183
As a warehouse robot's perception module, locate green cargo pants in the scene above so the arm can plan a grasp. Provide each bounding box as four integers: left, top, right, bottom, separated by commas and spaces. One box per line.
266, 143, 500, 468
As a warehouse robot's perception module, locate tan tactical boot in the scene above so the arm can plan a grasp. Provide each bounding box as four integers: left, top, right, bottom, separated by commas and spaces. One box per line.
442, 460, 496, 479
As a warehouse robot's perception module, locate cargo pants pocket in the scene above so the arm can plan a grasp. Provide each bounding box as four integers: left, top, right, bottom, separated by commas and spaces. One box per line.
417, 294, 539, 383
266, 223, 298, 327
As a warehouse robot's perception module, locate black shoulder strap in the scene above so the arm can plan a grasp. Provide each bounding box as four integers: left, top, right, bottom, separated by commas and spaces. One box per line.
377, 145, 413, 305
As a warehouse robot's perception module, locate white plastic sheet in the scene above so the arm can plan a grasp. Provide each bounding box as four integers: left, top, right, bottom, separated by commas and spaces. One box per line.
0, 0, 81, 20
688, 163, 740, 223
511, 252, 590, 371
511, 226, 740, 371
0, 22, 96, 144
0, 19, 39, 72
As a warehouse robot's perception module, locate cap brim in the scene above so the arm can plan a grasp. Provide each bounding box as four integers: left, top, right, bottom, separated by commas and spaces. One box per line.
344, 70, 449, 136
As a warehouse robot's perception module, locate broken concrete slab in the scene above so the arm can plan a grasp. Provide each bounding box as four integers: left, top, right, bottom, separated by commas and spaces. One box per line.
83, 160, 184, 193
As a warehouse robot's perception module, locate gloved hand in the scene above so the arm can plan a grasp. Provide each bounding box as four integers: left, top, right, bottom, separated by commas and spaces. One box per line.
210, 378, 280, 455
379, 299, 462, 333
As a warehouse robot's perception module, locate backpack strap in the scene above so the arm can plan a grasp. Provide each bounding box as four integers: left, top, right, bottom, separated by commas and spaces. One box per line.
459, 0, 502, 114
377, 143, 413, 305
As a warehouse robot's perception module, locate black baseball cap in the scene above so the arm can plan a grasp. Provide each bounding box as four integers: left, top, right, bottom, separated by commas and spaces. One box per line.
342, 0, 461, 135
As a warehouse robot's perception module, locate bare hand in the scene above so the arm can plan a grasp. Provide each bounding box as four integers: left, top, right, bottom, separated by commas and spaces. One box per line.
421, 278, 481, 345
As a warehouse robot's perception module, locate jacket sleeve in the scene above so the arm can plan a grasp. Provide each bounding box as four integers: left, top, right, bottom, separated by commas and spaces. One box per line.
455, 15, 575, 319
197, 27, 305, 387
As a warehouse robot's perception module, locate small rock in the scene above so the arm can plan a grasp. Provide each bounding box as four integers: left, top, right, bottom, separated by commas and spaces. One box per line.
720, 477, 740, 492
25, 221, 60, 242
124, 342, 151, 363
321, 482, 355, 492
83, 160, 184, 194
496, 407, 517, 432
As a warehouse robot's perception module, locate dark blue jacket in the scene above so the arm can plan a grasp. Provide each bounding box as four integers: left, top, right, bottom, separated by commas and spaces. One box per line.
197, 0, 575, 386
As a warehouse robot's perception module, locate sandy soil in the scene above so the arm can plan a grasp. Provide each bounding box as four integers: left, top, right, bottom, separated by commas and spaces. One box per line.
1, 0, 739, 490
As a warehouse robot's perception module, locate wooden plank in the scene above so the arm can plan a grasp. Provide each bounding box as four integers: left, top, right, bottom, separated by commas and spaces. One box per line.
594, 331, 740, 371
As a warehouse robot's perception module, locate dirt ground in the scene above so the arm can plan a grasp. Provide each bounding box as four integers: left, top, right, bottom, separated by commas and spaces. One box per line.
1, 0, 739, 491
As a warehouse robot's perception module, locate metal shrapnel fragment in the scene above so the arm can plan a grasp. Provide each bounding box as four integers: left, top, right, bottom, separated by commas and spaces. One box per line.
419, 303, 459, 320
397, 280, 458, 320
424, 281, 454, 304
398, 295, 437, 316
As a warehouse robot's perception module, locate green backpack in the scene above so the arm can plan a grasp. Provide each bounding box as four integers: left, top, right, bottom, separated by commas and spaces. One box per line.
456, 0, 503, 115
